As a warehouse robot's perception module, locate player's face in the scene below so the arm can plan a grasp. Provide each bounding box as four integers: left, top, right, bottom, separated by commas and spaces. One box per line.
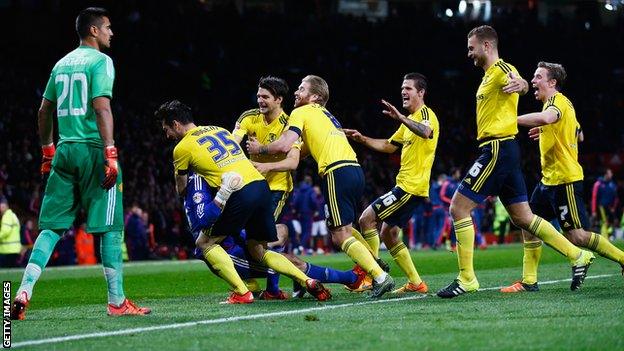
257, 88, 281, 115
294, 81, 313, 108
467, 36, 486, 67
401, 79, 421, 111
531, 67, 555, 102
95, 16, 113, 49
162, 121, 183, 140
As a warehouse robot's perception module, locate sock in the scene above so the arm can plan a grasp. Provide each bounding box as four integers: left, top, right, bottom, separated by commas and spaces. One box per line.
265, 273, 281, 295
362, 229, 380, 258
341, 236, 384, 280
351, 228, 374, 254
262, 250, 309, 286
203, 245, 248, 294
17, 229, 61, 299
389, 242, 422, 285
101, 231, 126, 305
454, 217, 476, 283
529, 216, 581, 263
521, 240, 542, 284
305, 263, 358, 285
587, 232, 624, 265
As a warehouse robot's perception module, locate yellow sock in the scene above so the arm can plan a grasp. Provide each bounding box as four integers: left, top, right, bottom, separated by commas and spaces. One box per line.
389, 242, 421, 285
362, 229, 380, 258
521, 240, 542, 284
203, 245, 248, 294
351, 228, 374, 254
529, 216, 581, 263
454, 217, 476, 283
341, 237, 384, 279
262, 250, 309, 285
587, 232, 624, 265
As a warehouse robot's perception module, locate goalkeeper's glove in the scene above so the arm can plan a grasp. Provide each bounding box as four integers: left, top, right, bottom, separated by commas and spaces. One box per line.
214, 171, 243, 206
101, 146, 119, 189
41, 143, 56, 176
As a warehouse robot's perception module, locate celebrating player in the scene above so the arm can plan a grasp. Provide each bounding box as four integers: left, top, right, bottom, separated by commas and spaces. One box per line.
343, 72, 439, 295
157, 100, 331, 304
11, 7, 150, 319
246, 75, 394, 298
501, 62, 624, 293
437, 25, 594, 298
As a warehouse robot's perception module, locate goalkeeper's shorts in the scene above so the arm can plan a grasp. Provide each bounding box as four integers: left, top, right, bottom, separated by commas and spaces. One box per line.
39, 142, 124, 233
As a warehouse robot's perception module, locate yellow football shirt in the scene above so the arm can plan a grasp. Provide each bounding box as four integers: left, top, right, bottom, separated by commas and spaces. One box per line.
232, 109, 300, 192
538, 92, 584, 185
475, 59, 521, 141
288, 103, 358, 176
173, 125, 264, 188
388, 105, 439, 197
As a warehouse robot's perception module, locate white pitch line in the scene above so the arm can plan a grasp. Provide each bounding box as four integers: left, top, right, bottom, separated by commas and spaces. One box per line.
11, 273, 619, 348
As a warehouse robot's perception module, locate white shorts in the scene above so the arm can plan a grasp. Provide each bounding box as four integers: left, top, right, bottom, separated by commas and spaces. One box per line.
312, 220, 328, 237
290, 219, 302, 235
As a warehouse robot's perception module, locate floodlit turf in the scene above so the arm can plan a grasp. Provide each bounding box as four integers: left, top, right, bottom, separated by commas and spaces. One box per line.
3, 242, 624, 350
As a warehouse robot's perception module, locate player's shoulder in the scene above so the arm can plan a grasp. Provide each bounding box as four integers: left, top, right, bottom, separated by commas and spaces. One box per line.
494, 59, 517, 74
237, 108, 262, 124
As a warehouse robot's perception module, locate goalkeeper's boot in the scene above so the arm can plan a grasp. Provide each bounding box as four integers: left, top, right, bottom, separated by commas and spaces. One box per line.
305, 279, 332, 301
437, 278, 479, 298
344, 265, 367, 291
376, 257, 391, 273
392, 281, 428, 295
259, 290, 289, 300
571, 250, 595, 291
222, 291, 254, 304
107, 299, 151, 315
10, 291, 29, 320
500, 281, 539, 293
369, 274, 395, 298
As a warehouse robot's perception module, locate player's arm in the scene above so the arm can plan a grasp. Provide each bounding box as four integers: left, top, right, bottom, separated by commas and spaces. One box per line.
381, 99, 432, 139
343, 128, 398, 153
175, 174, 189, 196
247, 129, 298, 155
502, 72, 529, 95
38, 98, 56, 176
518, 106, 559, 127
253, 147, 301, 174
93, 97, 119, 189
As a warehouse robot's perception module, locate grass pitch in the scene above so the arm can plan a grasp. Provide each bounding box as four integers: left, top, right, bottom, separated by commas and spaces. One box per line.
3, 243, 624, 350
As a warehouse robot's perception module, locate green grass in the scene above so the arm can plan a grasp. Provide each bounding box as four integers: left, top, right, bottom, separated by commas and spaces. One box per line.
3, 243, 624, 350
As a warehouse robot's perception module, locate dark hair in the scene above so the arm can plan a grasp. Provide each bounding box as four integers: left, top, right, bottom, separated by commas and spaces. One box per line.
258, 76, 289, 102
155, 100, 194, 126
302, 75, 329, 106
76, 7, 110, 39
537, 61, 567, 91
403, 72, 427, 92
468, 25, 498, 48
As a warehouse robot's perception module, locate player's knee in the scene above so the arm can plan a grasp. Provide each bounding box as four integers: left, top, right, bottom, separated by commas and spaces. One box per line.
331, 226, 350, 247
449, 202, 467, 221
359, 208, 376, 229
567, 229, 589, 246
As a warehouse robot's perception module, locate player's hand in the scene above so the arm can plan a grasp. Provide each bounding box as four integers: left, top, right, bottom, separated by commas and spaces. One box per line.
41, 143, 56, 177
101, 146, 119, 189
502, 72, 526, 94
343, 128, 365, 143
215, 171, 243, 206
246, 137, 261, 155
528, 127, 541, 141
252, 161, 271, 175
381, 99, 406, 121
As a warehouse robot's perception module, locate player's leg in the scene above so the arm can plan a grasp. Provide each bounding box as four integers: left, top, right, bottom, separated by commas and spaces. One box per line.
381, 223, 428, 295
358, 206, 381, 258
323, 166, 393, 297
12, 145, 78, 320
284, 253, 360, 286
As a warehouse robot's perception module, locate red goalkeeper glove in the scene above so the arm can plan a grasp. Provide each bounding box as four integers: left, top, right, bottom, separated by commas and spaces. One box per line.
41, 144, 56, 176
101, 146, 119, 189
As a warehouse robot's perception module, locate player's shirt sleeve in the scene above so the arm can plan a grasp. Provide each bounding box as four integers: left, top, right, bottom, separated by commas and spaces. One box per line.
232, 115, 250, 139
288, 109, 305, 136
388, 124, 405, 147
544, 95, 562, 121
90, 54, 115, 99
42, 72, 57, 102
173, 142, 192, 176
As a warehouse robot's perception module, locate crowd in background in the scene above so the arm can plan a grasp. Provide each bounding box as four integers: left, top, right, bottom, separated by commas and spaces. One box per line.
1, 1, 624, 266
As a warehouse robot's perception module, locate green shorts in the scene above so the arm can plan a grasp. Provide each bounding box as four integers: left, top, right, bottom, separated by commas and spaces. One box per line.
39, 142, 123, 233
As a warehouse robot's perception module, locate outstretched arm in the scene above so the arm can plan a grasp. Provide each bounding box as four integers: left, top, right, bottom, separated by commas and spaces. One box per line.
247, 129, 299, 155
518, 108, 559, 128
381, 99, 432, 139
343, 128, 398, 153
253, 148, 301, 174
502, 72, 529, 95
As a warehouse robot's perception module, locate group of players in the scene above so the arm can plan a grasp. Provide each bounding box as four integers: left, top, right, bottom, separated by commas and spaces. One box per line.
10, 7, 624, 319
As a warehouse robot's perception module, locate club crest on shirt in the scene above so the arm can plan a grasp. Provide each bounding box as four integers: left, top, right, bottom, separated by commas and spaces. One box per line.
268, 133, 277, 142
193, 192, 204, 204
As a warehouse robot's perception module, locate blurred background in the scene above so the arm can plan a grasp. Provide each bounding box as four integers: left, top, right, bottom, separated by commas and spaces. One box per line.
1, 0, 623, 265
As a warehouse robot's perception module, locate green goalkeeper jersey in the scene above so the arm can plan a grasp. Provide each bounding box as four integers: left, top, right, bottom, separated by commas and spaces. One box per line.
43, 45, 115, 147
